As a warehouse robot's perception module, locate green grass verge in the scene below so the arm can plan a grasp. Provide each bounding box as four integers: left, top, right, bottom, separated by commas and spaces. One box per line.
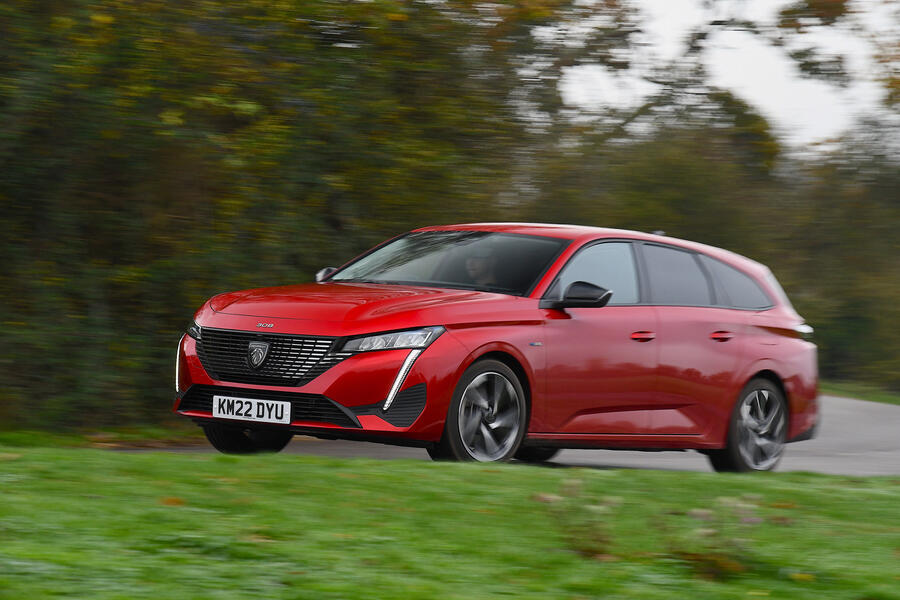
820, 380, 900, 406
0, 425, 205, 448
1, 448, 898, 599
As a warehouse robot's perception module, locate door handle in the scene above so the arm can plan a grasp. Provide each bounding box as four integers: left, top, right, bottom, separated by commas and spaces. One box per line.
710, 331, 733, 342
630, 331, 656, 342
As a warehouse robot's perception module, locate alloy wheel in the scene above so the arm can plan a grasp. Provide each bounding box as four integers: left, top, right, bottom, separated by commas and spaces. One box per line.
457, 371, 523, 461
736, 388, 786, 470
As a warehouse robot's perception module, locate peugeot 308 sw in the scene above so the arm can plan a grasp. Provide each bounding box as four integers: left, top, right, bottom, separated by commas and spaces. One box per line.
175, 224, 818, 471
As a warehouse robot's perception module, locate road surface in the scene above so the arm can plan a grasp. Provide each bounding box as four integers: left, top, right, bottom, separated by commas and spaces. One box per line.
197, 395, 900, 475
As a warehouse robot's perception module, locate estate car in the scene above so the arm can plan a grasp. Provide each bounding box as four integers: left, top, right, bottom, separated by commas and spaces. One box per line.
175, 223, 818, 471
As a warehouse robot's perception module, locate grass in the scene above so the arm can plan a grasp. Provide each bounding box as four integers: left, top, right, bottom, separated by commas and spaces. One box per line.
820, 380, 900, 406
1, 447, 898, 599
0, 424, 205, 449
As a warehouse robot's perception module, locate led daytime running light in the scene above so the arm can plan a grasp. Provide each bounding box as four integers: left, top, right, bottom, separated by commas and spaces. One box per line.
175, 334, 185, 392
383, 349, 423, 411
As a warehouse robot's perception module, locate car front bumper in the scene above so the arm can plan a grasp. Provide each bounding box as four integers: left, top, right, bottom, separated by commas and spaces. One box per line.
174, 327, 468, 444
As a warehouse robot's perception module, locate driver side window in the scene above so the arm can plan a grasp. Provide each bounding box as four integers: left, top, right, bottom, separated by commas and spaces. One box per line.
553, 242, 639, 305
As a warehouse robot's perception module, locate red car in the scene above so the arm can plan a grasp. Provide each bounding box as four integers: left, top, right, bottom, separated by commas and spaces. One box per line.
175, 223, 818, 471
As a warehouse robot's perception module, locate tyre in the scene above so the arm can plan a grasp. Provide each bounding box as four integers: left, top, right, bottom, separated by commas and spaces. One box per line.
426, 444, 453, 461
707, 378, 788, 472
514, 446, 560, 463
203, 424, 293, 454
435, 359, 527, 462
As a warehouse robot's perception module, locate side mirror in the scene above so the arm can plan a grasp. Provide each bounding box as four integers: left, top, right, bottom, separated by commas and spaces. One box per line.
315, 267, 337, 282
540, 281, 613, 310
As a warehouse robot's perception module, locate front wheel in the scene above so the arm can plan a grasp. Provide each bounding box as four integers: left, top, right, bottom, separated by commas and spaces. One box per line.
435, 360, 527, 462
203, 424, 293, 454
707, 378, 787, 472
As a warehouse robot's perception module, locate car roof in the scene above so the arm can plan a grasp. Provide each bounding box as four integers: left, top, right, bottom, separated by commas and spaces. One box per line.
415, 222, 769, 277
416, 222, 627, 239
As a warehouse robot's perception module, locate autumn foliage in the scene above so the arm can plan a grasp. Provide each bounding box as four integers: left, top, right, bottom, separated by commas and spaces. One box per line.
1, 1, 897, 427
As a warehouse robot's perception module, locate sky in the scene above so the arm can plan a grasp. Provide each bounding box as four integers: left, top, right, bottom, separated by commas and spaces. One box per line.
562, 0, 897, 147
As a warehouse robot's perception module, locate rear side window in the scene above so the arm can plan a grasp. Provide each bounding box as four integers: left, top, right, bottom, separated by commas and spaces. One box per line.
643, 244, 712, 306
552, 242, 639, 305
699, 255, 773, 309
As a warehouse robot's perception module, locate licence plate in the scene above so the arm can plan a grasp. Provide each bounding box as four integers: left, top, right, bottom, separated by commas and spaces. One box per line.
212, 395, 291, 425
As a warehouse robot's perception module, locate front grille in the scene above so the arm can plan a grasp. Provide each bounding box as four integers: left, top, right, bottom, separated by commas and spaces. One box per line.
196, 328, 351, 386
178, 385, 360, 428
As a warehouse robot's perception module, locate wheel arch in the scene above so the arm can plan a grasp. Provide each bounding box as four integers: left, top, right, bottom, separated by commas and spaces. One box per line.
750, 369, 788, 404
473, 350, 533, 412
736, 359, 790, 408
743, 369, 791, 435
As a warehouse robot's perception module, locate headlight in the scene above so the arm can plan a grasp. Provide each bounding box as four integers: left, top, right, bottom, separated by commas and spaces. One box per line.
341, 326, 444, 353
187, 321, 202, 340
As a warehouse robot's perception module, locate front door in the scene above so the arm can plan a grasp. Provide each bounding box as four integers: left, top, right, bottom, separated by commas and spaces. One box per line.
541, 241, 658, 434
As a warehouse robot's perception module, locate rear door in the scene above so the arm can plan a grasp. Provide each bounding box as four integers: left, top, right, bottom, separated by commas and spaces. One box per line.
639, 243, 748, 435
542, 241, 658, 434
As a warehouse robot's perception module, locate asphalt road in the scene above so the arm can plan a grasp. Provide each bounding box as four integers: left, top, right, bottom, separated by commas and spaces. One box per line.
270, 395, 900, 475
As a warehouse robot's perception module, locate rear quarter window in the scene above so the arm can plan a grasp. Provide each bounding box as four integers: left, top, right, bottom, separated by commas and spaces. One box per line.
698, 255, 773, 310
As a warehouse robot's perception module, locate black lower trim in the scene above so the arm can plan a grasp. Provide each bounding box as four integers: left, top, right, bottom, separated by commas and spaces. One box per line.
351, 383, 427, 428
285, 425, 434, 448
521, 438, 691, 451
177, 384, 360, 429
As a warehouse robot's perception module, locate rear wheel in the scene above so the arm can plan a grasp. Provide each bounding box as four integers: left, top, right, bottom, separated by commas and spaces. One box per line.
203, 424, 293, 454
435, 359, 527, 462
707, 378, 787, 472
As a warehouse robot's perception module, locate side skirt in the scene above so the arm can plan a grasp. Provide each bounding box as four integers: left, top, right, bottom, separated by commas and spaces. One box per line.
523, 432, 719, 451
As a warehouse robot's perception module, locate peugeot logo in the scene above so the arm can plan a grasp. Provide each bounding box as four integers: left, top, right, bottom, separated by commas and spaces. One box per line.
247, 341, 270, 370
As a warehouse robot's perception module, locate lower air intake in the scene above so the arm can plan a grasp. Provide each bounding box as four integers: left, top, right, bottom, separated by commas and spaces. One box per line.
352, 383, 427, 428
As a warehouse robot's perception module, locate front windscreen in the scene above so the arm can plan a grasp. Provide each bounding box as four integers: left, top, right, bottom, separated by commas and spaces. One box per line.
330, 231, 569, 296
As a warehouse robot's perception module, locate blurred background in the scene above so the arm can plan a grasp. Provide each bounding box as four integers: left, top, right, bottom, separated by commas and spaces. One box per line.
1, 0, 897, 430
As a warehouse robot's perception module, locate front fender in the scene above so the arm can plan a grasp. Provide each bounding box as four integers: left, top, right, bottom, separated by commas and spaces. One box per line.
444, 326, 544, 428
